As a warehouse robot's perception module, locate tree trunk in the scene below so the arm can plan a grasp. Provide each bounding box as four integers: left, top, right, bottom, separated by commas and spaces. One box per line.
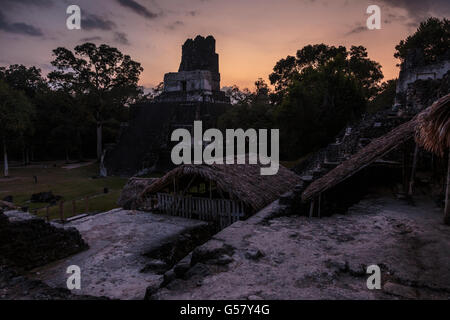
3, 138, 8, 177
444, 149, 450, 225
96, 120, 102, 161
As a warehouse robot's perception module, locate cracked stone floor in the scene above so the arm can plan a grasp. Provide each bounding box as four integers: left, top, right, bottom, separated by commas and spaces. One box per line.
29, 209, 207, 300
153, 195, 450, 300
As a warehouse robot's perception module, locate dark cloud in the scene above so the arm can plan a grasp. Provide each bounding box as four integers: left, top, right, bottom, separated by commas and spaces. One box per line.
2, 0, 53, 8
345, 22, 368, 36
116, 0, 158, 19
80, 36, 103, 42
82, 14, 116, 31
378, 0, 450, 25
0, 10, 43, 36
346, 0, 450, 35
166, 20, 184, 30
114, 32, 130, 45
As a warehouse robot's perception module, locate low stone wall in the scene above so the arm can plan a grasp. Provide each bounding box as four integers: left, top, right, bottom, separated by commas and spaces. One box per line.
0, 210, 88, 271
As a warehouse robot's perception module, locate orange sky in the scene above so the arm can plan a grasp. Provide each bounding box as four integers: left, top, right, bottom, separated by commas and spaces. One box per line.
1, 0, 449, 90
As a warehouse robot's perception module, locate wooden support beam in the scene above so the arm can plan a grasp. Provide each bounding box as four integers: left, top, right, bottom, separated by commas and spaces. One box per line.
318, 193, 322, 218
309, 199, 315, 218
171, 175, 196, 214
402, 146, 410, 194
408, 144, 419, 196
209, 180, 212, 199
444, 149, 450, 225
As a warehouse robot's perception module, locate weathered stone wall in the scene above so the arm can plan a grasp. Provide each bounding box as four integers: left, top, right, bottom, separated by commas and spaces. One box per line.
0, 210, 88, 272
179, 35, 218, 73
396, 60, 450, 94
401, 70, 450, 114
395, 47, 450, 109
160, 35, 229, 104
164, 70, 220, 93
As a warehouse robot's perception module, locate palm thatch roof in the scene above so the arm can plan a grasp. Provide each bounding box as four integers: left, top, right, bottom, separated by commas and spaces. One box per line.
302, 94, 450, 202
118, 177, 157, 209
138, 160, 301, 212
302, 115, 419, 202
415, 93, 450, 156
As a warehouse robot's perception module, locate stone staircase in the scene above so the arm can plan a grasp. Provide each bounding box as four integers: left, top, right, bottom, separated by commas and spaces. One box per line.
276, 110, 412, 217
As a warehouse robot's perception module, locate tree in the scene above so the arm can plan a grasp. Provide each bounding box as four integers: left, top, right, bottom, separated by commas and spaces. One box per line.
46, 89, 90, 162
0, 65, 46, 164
0, 80, 34, 176
48, 43, 143, 160
223, 85, 253, 105
0, 64, 46, 98
149, 82, 164, 100
220, 49, 371, 160
219, 79, 275, 130
275, 56, 366, 159
269, 44, 383, 103
395, 17, 450, 65
367, 79, 397, 113
347, 45, 384, 99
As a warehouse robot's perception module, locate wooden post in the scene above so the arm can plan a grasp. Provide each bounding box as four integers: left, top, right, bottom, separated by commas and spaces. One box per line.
85, 196, 89, 213
444, 149, 450, 225
431, 154, 435, 178
318, 193, 322, 218
309, 199, 315, 218
408, 144, 419, 196
59, 200, 64, 222
209, 180, 212, 199
171, 176, 196, 214
72, 200, 76, 216
402, 146, 410, 194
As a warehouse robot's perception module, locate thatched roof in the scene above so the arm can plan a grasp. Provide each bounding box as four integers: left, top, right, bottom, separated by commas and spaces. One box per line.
139, 159, 301, 212
416, 93, 450, 156
302, 94, 450, 202
302, 116, 418, 202
118, 177, 157, 209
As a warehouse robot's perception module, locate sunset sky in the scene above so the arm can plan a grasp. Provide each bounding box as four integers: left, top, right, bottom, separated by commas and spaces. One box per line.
1, 0, 449, 91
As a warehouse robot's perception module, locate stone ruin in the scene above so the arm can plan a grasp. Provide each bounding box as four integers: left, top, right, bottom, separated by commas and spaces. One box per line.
104, 35, 230, 176
0, 209, 98, 299
0, 210, 87, 271
159, 35, 229, 104
394, 48, 450, 113
281, 54, 450, 218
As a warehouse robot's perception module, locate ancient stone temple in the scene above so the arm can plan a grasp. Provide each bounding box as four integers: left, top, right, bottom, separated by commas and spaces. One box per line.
158, 35, 229, 104
394, 48, 450, 113
104, 35, 230, 176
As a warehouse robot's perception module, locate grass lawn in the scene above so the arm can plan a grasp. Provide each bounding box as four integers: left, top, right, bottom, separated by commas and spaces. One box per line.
0, 161, 128, 221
